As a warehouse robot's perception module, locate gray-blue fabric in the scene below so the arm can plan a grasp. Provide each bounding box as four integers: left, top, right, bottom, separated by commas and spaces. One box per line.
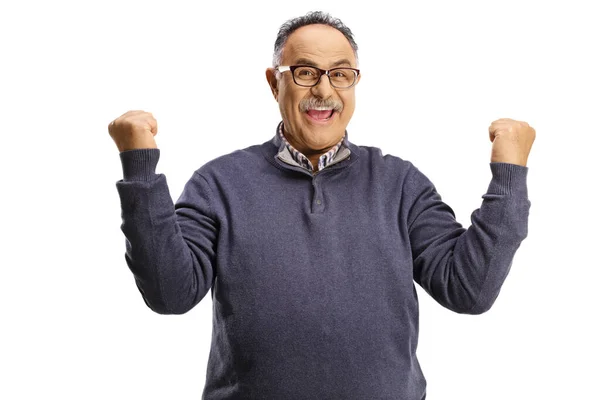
115, 126, 530, 399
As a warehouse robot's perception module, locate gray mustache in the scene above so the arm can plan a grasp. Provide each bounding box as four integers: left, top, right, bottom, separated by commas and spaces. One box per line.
299, 98, 343, 113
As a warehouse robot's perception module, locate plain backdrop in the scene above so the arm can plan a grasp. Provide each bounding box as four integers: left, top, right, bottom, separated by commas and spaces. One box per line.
1, 0, 598, 399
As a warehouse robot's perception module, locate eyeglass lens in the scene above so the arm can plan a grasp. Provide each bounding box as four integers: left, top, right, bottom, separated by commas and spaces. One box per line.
293, 67, 356, 88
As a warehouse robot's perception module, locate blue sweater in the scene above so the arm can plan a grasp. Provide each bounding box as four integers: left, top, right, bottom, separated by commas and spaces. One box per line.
115, 127, 530, 400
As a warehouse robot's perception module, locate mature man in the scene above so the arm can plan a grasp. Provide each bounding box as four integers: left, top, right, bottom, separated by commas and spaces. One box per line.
109, 11, 535, 400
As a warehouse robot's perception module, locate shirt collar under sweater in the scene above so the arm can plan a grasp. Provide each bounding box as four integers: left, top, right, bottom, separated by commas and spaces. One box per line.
277, 121, 347, 173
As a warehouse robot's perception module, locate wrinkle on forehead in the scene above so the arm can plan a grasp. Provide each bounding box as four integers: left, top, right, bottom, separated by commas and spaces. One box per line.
290, 46, 355, 68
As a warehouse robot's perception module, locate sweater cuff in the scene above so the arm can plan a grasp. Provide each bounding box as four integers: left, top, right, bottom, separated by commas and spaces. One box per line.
119, 148, 160, 182
486, 162, 529, 196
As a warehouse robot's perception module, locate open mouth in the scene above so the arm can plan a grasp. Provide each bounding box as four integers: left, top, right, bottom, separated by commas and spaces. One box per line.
305, 108, 335, 122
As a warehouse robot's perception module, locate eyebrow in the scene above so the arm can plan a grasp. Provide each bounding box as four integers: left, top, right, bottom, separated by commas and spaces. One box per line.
294, 58, 353, 68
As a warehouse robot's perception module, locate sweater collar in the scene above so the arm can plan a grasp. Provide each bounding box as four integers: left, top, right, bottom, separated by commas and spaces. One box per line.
270, 121, 355, 170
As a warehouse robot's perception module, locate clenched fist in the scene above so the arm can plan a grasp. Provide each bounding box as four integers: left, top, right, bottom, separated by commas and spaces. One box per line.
489, 118, 536, 167
108, 110, 158, 152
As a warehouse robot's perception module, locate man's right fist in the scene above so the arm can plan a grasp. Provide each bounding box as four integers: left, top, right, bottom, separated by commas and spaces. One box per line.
108, 110, 158, 152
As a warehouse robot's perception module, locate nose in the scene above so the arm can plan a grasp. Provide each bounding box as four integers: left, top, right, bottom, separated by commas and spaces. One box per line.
310, 72, 335, 98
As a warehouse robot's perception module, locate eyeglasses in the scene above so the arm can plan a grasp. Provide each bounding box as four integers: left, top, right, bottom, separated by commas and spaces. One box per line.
275, 65, 360, 89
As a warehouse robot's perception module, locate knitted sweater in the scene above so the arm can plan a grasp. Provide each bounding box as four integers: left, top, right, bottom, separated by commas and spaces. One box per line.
115, 126, 531, 400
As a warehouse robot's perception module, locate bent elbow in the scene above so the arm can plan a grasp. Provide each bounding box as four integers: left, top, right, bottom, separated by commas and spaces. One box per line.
143, 295, 196, 315
136, 281, 199, 315
459, 295, 498, 315
462, 302, 493, 315
153, 305, 194, 315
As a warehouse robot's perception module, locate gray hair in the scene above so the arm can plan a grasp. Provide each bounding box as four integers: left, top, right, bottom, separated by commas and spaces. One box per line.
272, 11, 359, 68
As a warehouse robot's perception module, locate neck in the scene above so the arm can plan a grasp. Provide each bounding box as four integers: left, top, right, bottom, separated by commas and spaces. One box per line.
292, 139, 333, 171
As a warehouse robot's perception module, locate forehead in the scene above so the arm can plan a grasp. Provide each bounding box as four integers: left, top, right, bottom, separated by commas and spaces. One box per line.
282, 24, 356, 67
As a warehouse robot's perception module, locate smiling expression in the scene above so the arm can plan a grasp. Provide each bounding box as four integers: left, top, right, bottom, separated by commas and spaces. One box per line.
266, 24, 360, 161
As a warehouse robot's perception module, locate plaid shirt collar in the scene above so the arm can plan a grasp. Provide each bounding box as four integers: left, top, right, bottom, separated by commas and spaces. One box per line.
278, 121, 345, 173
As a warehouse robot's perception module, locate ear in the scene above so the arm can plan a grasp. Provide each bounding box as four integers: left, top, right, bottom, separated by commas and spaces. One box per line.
265, 68, 279, 101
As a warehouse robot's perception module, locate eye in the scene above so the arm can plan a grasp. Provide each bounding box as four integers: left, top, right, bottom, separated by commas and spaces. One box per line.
332, 70, 351, 78
298, 69, 315, 76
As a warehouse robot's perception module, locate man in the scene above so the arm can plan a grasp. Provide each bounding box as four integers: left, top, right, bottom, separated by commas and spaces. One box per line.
109, 11, 535, 400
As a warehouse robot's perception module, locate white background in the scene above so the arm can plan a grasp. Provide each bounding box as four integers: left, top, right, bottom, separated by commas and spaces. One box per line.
1, 0, 598, 399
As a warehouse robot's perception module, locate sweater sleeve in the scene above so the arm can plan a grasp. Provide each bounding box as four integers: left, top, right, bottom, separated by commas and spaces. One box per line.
115, 149, 218, 314
405, 162, 530, 314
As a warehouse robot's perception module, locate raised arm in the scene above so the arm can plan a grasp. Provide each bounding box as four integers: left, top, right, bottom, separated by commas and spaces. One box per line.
406, 118, 534, 314
110, 110, 218, 314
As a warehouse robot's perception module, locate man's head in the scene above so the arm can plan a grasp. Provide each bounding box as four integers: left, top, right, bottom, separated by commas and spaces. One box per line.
266, 12, 360, 158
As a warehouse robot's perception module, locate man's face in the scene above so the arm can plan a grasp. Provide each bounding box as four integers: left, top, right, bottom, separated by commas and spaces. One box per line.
266, 24, 360, 156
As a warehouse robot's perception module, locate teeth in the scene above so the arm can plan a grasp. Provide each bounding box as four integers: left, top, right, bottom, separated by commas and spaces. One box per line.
310, 106, 333, 111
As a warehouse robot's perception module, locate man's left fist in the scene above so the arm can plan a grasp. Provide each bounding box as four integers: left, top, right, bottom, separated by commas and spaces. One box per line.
489, 118, 536, 167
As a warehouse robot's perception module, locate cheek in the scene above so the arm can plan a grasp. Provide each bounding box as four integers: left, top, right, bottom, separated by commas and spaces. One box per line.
279, 85, 302, 114
340, 97, 356, 120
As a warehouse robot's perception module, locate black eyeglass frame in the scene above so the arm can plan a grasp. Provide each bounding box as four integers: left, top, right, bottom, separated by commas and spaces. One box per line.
275, 65, 361, 89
